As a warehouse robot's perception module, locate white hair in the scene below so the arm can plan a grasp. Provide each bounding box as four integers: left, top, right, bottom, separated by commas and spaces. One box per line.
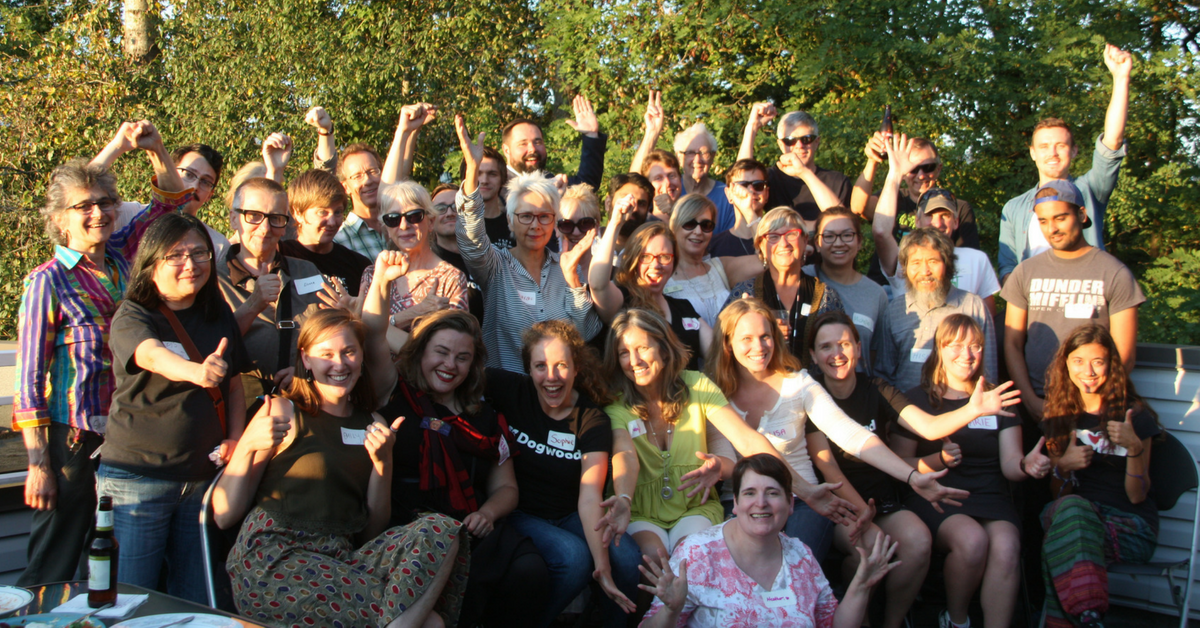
777, 110, 819, 138
673, 122, 718, 154
504, 171, 561, 225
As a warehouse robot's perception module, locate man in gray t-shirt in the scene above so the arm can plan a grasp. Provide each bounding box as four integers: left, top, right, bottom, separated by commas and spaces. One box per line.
1001, 180, 1144, 420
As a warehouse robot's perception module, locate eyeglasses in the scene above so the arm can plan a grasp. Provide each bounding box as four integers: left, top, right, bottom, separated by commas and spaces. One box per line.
779, 134, 818, 147
819, 230, 857, 244
177, 168, 216, 191
733, 180, 767, 192
913, 162, 940, 176
381, 209, 427, 228
557, 217, 597, 234
945, 342, 983, 355
639, 253, 675, 266
765, 229, 805, 245
515, 213, 555, 225
680, 219, 715, 233
346, 168, 381, 183
67, 197, 119, 213
683, 149, 715, 160
161, 249, 214, 266
432, 202, 455, 215
235, 208, 292, 228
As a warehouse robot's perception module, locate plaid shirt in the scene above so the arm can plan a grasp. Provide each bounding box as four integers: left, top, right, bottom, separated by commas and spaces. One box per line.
332, 211, 386, 261
14, 186, 189, 432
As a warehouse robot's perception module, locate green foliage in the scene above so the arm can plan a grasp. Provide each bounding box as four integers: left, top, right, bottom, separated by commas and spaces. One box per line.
1138, 249, 1200, 344
1, 0, 1198, 344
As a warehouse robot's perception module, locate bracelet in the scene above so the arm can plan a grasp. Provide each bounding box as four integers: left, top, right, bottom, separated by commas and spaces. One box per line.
317, 128, 333, 136
1019, 457, 1028, 477
906, 469, 917, 486
618, 493, 632, 503
1127, 471, 1149, 492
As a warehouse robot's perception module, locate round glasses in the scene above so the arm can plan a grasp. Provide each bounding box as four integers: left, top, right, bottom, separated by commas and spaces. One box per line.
638, 253, 675, 266
765, 229, 805, 245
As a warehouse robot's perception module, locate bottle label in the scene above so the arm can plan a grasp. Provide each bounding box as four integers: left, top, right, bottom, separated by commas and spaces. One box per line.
96, 510, 113, 531
88, 557, 111, 591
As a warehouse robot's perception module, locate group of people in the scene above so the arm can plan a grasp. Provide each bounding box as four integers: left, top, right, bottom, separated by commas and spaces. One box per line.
14, 41, 1162, 628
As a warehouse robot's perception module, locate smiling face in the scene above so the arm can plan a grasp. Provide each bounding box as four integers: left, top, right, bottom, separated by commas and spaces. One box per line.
617, 326, 665, 389
674, 206, 715, 259
904, 244, 947, 294
646, 163, 682, 201
1034, 200, 1086, 252
385, 203, 431, 253
152, 230, 211, 305
904, 145, 941, 199
1030, 126, 1077, 181
420, 328, 476, 402
512, 191, 556, 252
777, 122, 819, 168
57, 185, 117, 251
529, 337, 577, 412
296, 204, 345, 246
679, 135, 714, 183
431, 189, 458, 239
301, 326, 363, 399
342, 151, 382, 210
503, 123, 547, 174
939, 327, 984, 386
730, 312, 776, 375
235, 187, 289, 261
1067, 342, 1110, 396
558, 199, 597, 248
816, 216, 859, 270
637, 234, 675, 292
810, 323, 860, 381
761, 226, 807, 273
918, 209, 957, 239
614, 183, 651, 236
732, 469, 793, 536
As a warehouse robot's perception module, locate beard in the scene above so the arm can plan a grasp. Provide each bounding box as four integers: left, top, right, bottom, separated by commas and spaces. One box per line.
619, 213, 648, 237
509, 153, 547, 174
909, 277, 950, 310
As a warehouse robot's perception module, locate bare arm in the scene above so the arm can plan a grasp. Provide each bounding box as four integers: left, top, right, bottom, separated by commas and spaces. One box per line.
629, 90, 663, 174
461, 458, 519, 538
896, 378, 1022, 440
1102, 44, 1132, 151
362, 251, 406, 406
383, 104, 436, 184
1003, 303, 1044, 419
737, 102, 776, 161
871, 135, 917, 277
1109, 306, 1138, 373
304, 106, 337, 165
587, 195, 635, 321
213, 396, 294, 529
850, 132, 886, 219
718, 255, 767, 286
361, 413, 402, 542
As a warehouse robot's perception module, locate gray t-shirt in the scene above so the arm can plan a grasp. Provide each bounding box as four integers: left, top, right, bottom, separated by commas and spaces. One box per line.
1000, 247, 1144, 394
806, 265, 889, 375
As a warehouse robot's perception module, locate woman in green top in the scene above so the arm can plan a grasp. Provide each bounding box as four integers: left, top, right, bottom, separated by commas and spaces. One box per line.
598, 308, 857, 566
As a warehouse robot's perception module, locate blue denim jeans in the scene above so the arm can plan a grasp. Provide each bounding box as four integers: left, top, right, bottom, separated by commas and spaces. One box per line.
95, 464, 211, 604
507, 510, 642, 628
724, 497, 835, 563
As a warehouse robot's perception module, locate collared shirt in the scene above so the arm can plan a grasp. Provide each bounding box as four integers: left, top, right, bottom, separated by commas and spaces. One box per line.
14, 187, 188, 432
455, 187, 601, 372
873, 286, 997, 393
332, 210, 386, 261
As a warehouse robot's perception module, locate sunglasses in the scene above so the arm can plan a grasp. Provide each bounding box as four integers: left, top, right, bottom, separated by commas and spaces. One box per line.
733, 180, 768, 192
235, 208, 291, 228
779, 134, 818, 147
381, 209, 427, 228
680, 219, 715, 233
913, 162, 940, 175
557, 217, 597, 234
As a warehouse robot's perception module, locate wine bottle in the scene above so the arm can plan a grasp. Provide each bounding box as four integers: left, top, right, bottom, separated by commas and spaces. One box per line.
87, 496, 119, 608
877, 104, 893, 161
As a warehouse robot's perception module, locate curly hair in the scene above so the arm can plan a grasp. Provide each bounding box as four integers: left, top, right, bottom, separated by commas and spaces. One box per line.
708, 297, 800, 397
41, 158, 120, 247
603, 309, 690, 424
285, 309, 377, 417
1043, 324, 1158, 456
521, 320, 611, 406
919, 314, 989, 410
615, 222, 676, 318
395, 309, 487, 415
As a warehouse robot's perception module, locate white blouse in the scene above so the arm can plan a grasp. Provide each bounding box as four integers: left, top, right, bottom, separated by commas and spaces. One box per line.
665, 257, 731, 328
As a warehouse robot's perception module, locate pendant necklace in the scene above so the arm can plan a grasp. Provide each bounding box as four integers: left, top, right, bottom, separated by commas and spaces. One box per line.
645, 415, 675, 500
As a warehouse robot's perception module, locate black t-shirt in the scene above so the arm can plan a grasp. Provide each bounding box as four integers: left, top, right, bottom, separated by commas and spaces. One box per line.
105, 299, 250, 481
380, 379, 499, 523
431, 240, 485, 323
808, 374, 911, 505
765, 166, 851, 222
707, 231, 756, 258
277, 239, 372, 297
1042, 409, 1161, 528
485, 214, 516, 250
484, 368, 614, 520
865, 194, 981, 286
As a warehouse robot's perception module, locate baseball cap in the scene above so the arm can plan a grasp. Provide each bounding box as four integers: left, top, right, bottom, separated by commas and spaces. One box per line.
1034, 180, 1091, 227
916, 188, 958, 220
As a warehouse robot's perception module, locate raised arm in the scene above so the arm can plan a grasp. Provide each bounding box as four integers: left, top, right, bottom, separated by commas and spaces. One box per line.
213, 396, 293, 528
361, 413, 403, 541
383, 103, 437, 184
262, 132, 293, 183
850, 131, 886, 219
776, 153, 843, 210
587, 194, 636, 321
629, 90, 664, 174
871, 134, 917, 277
90, 121, 141, 170
362, 251, 405, 406
737, 102, 776, 161
304, 106, 337, 172
453, 114, 501, 283
1102, 44, 1132, 151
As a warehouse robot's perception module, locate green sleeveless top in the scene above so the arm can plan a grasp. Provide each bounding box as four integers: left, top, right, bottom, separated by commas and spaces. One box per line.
255, 406, 374, 535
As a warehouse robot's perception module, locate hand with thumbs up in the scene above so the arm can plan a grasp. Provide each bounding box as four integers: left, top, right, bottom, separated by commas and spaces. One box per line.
192, 338, 229, 388
365, 415, 405, 473
240, 395, 291, 454
1107, 409, 1145, 456
1022, 436, 1052, 479
939, 437, 963, 468
1058, 433, 1094, 472
250, 267, 283, 310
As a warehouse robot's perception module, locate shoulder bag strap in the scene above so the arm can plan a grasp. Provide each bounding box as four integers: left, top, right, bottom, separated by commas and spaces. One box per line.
156, 303, 227, 436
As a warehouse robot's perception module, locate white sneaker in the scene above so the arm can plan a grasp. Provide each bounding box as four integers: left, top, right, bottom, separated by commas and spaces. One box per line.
939, 610, 971, 628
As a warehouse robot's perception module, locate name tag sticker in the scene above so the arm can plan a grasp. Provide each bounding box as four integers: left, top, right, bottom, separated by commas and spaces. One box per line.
163, 341, 189, 361
763, 424, 796, 442
293, 275, 325, 295
341, 427, 366, 445
518, 290, 537, 306
663, 284, 683, 295
852, 312, 875, 331
547, 430, 576, 451
800, 303, 812, 317
910, 348, 933, 363
968, 415, 998, 430
1064, 303, 1095, 319
762, 588, 797, 608
627, 419, 647, 439
682, 317, 701, 331
498, 435, 511, 465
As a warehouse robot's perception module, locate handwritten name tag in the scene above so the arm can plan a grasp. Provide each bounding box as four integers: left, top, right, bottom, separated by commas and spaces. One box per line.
910, 348, 932, 363
852, 312, 875, 331
762, 424, 796, 442
682, 317, 701, 331
163, 341, 189, 361
968, 415, 998, 430
761, 588, 797, 608
627, 419, 647, 439
1064, 303, 1095, 319
341, 427, 366, 445
294, 275, 325, 295
547, 430, 577, 451
518, 290, 537, 306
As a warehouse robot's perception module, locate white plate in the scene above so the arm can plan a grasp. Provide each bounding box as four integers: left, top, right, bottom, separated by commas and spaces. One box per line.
112, 613, 241, 628
0, 586, 33, 618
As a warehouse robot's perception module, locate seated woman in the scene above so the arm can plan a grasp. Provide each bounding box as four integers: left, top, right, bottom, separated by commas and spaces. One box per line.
723, 207, 843, 367
664, 194, 762, 327
706, 298, 969, 563
487, 321, 642, 628
639, 454, 898, 628
889, 314, 1051, 628
366, 253, 548, 628
215, 308, 467, 628
805, 311, 1021, 628
1040, 325, 1161, 628
101, 212, 249, 603
589, 210, 713, 370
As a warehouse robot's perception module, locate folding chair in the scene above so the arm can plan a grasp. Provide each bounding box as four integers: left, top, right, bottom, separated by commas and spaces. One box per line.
199, 467, 240, 613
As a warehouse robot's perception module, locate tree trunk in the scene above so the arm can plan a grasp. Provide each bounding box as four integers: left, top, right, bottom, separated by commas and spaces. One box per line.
123, 0, 158, 64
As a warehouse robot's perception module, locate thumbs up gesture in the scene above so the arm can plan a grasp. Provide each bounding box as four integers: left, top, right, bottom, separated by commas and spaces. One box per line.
939, 437, 963, 468
193, 338, 229, 388
251, 268, 283, 308
1107, 409, 1145, 456
1022, 436, 1052, 479
1060, 432, 1094, 472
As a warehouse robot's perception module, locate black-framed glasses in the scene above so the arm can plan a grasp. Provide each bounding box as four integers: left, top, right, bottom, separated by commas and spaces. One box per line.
515, 212, 555, 226
557, 217, 597, 234
733, 180, 767, 192
177, 167, 216, 191
819, 230, 858, 244
913, 162, 940, 176
765, 229, 805, 245
432, 202, 455, 215
681, 219, 715, 233
381, 209, 427, 228
779, 134, 818, 147
161, 249, 214, 266
67, 197, 119, 213
638, 253, 675, 266
235, 208, 291, 228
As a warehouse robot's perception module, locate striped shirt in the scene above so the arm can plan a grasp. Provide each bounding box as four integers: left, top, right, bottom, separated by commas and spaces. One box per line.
14, 187, 188, 432
455, 188, 601, 372
333, 211, 386, 261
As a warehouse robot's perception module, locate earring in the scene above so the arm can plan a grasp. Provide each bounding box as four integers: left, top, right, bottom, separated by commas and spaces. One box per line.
305, 371, 314, 383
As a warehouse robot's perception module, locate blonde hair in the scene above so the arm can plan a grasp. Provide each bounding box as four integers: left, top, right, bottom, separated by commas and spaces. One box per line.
707, 298, 800, 397
561, 183, 601, 221
668, 194, 717, 232
378, 180, 433, 216
615, 222, 676, 317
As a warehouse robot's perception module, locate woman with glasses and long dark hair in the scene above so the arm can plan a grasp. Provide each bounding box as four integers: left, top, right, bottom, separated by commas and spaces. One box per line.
100, 212, 250, 603
665, 194, 763, 328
